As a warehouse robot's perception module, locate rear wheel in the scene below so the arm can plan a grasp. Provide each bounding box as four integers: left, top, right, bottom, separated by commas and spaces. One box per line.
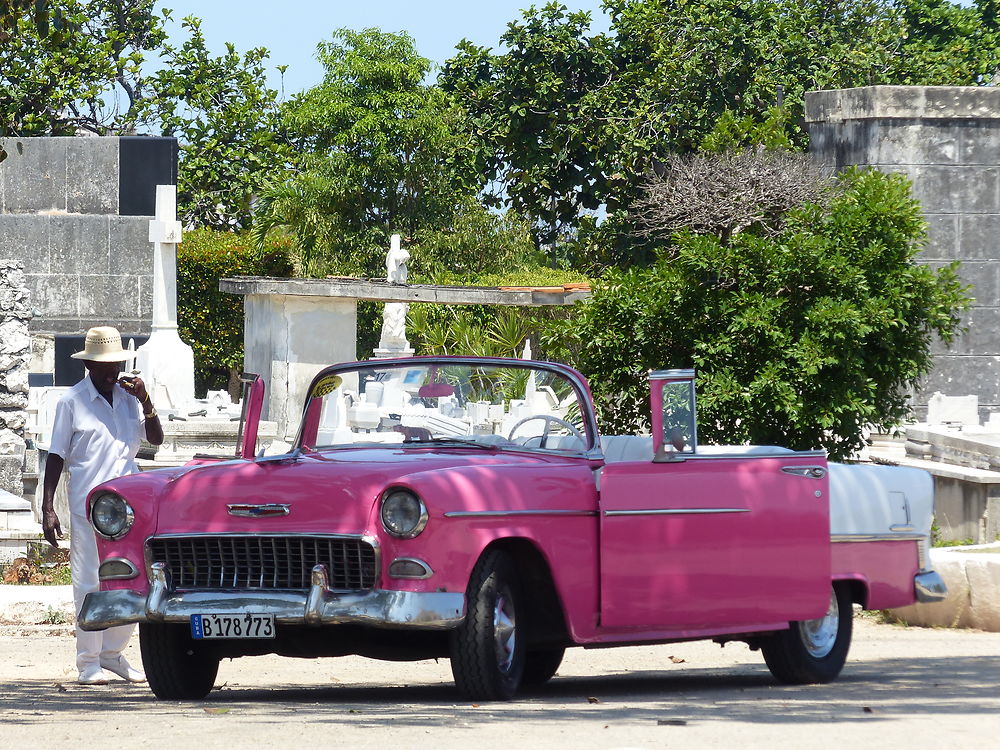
140, 622, 220, 700
450, 550, 525, 700
522, 647, 565, 686
761, 583, 853, 684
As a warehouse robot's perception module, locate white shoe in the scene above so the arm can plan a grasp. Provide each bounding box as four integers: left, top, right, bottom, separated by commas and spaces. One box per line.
100, 655, 146, 683
78, 664, 110, 685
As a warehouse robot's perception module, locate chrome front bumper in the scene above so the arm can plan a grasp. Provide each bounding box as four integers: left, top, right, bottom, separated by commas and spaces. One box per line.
914, 569, 948, 603
79, 562, 465, 632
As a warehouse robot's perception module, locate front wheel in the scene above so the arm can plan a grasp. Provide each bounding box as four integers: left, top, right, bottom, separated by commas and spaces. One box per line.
761, 583, 853, 684
450, 550, 526, 700
140, 622, 220, 700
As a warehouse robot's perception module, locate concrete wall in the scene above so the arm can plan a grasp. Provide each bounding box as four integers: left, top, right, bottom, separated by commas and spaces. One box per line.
806, 86, 1000, 419
0, 136, 176, 337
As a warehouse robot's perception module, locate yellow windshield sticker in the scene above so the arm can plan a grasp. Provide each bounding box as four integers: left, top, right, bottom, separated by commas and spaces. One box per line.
312, 375, 342, 398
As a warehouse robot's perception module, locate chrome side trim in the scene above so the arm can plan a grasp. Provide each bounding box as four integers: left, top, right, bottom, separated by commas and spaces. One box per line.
830, 533, 926, 543
78, 585, 466, 632
914, 570, 948, 603
781, 465, 827, 479
681, 450, 827, 461
443, 509, 598, 518
604, 508, 750, 517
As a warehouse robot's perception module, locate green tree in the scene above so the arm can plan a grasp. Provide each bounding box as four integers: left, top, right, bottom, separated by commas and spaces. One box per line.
442, 4, 617, 247
148, 16, 286, 230
546, 168, 969, 458
0, 0, 166, 137
0, 2, 284, 225
442, 0, 1000, 248
252, 28, 486, 277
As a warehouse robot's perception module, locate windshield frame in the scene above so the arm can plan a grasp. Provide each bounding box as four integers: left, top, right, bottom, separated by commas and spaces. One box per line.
292, 356, 601, 459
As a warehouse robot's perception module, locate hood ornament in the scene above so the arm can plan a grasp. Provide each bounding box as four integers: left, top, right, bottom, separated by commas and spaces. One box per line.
227, 503, 291, 518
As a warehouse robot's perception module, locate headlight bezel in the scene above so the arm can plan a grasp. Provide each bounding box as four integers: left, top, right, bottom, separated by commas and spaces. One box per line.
379, 488, 428, 539
90, 492, 135, 540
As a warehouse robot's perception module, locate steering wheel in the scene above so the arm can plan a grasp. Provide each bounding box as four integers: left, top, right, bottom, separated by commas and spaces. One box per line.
507, 415, 585, 449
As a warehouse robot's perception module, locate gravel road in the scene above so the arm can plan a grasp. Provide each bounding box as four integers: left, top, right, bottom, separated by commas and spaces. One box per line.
1, 616, 997, 749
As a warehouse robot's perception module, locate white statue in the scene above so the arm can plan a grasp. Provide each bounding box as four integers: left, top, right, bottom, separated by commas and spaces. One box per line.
377, 234, 413, 357
386, 233, 409, 284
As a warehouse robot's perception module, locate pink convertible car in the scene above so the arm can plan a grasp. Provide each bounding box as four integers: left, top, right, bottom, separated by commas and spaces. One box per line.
79, 356, 946, 700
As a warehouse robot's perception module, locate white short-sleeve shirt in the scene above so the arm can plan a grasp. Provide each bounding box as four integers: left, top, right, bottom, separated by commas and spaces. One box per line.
48, 377, 144, 516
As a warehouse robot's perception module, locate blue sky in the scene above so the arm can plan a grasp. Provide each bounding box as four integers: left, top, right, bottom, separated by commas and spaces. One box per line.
155, 1, 612, 96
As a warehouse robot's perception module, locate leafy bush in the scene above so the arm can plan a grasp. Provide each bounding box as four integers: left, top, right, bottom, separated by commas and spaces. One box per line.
177, 229, 293, 396
406, 265, 592, 359
544, 168, 969, 458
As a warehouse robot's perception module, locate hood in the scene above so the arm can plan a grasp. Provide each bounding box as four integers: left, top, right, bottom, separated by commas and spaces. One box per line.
141, 446, 566, 537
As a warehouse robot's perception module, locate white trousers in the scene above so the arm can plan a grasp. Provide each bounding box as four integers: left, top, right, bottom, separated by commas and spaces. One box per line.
70, 513, 135, 671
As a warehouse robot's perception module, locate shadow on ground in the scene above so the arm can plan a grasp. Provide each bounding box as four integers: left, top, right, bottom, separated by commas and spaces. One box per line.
1, 653, 997, 729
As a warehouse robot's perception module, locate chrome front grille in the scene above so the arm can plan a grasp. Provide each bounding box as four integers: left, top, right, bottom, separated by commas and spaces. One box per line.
147, 535, 378, 591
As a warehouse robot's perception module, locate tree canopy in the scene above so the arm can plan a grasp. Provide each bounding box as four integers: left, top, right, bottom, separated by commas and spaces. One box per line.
546, 166, 969, 458
442, 0, 1000, 244
250, 28, 490, 277
0, 1, 281, 226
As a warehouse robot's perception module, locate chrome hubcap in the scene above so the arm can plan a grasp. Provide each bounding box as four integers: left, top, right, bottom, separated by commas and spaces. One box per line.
798, 590, 839, 658
493, 588, 517, 673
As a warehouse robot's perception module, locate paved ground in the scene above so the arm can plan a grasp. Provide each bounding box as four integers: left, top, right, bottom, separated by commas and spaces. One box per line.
0, 616, 997, 749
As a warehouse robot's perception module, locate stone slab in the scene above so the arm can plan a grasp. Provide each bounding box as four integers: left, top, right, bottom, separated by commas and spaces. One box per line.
958, 121, 1000, 165
0, 215, 49, 273
958, 214, 1000, 260
929, 307, 1000, 356
222, 276, 592, 306
109, 216, 154, 275
806, 86, 1000, 123
889, 545, 1000, 632
24, 275, 79, 321
49, 214, 110, 276
78, 275, 140, 319
918, 355, 1000, 412
0, 137, 67, 213
906, 166, 999, 214
65, 137, 118, 214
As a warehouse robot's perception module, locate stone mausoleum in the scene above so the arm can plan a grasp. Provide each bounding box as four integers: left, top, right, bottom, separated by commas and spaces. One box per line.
807, 85, 1000, 420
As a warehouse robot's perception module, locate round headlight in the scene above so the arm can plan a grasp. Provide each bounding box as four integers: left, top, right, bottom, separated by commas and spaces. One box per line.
90, 492, 134, 540
380, 489, 428, 539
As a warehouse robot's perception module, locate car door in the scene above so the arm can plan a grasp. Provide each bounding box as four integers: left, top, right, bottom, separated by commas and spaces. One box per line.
598, 452, 831, 631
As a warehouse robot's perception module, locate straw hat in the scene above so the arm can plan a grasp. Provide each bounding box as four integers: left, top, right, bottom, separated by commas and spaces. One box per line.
71, 326, 136, 362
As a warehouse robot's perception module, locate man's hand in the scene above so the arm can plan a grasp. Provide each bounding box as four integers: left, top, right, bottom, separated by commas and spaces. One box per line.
119, 375, 149, 404
42, 507, 62, 548
42, 453, 65, 548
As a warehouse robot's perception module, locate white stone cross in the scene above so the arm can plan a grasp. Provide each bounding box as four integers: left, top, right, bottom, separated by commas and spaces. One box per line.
147, 185, 184, 331
135, 185, 195, 411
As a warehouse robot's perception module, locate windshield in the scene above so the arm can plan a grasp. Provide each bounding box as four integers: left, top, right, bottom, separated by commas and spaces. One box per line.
297, 360, 593, 454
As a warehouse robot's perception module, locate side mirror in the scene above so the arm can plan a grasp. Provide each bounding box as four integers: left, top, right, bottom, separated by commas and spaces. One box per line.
649, 369, 697, 460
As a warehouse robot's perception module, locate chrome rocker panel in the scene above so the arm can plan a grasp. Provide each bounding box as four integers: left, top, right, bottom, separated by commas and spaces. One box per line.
79, 562, 466, 632
914, 569, 948, 603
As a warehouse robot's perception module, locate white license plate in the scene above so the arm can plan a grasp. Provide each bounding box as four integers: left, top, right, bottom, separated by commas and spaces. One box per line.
191, 613, 275, 639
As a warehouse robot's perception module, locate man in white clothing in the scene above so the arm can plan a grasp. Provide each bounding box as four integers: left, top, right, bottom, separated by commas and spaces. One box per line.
41, 326, 164, 685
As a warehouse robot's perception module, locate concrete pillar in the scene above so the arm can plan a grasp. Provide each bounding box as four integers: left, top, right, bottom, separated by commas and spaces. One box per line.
243, 294, 358, 441
805, 86, 1000, 419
